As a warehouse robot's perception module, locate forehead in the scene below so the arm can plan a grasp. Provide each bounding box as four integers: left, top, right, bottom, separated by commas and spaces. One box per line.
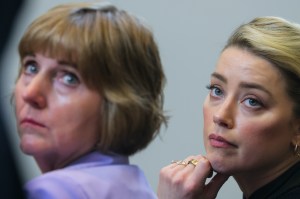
212, 47, 298, 118
215, 47, 283, 85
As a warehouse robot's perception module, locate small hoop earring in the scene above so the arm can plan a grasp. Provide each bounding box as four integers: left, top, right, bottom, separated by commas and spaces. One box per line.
294, 144, 300, 157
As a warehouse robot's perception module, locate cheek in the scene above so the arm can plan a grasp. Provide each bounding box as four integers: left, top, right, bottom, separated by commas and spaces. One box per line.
203, 102, 213, 132
203, 101, 214, 148
14, 86, 23, 116
55, 100, 101, 137
236, 116, 291, 148
236, 118, 294, 170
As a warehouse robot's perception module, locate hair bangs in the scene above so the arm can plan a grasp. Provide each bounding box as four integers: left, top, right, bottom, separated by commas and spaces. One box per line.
18, 15, 82, 65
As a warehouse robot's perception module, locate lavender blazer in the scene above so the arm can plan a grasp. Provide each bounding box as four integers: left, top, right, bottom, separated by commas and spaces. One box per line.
24, 151, 157, 199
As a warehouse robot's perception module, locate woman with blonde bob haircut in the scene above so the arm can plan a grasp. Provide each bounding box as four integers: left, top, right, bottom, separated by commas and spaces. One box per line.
158, 16, 300, 199
15, 1, 167, 198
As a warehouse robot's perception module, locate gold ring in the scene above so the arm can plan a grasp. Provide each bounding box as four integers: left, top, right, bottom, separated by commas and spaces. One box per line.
171, 160, 179, 164
177, 160, 187, 166
171, 160, 187, 166
187, 159, 198, 166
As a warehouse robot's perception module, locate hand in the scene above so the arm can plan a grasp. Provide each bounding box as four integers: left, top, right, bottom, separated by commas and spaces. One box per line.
157, 155, 229, 199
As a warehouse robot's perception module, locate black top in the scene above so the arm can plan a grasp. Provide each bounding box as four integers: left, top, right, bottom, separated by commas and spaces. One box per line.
245, 161, 300, 199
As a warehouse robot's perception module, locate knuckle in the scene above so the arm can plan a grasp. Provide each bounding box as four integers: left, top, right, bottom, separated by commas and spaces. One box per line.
198, 157, 211, 167
183, 181, 199, 193
159, 167, 177, 180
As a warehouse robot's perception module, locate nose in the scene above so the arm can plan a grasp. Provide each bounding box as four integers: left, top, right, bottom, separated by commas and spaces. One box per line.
213, 98, 235, 129
21, 75, 47, 109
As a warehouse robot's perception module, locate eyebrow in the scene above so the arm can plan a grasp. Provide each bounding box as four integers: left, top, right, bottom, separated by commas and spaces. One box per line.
211, 72, 272, 96
211, 72, 227, 83
239, 82, 272, 96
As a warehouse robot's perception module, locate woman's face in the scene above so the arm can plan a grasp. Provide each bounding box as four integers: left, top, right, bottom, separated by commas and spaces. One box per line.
15, 53, 102, 171
203, 47, 299, 177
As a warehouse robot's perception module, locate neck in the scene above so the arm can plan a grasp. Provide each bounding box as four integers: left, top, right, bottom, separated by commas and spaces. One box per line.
34, 150, 94, 173
35, 156, 74, 173
234, 157, 300, 198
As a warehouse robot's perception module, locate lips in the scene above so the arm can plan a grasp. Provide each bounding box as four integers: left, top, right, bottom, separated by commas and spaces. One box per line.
208, 134, 237, 148
20, 118, 46, 128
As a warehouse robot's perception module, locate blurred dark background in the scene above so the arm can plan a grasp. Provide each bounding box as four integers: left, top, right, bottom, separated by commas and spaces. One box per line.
0, 0, 25, 198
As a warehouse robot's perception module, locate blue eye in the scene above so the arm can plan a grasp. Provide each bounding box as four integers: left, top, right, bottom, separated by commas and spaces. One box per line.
244, 98, 263, 108
62, 73, 79, 85
206, 84, 223, 97
24, 62, 38, 74
212, 87, 222, 96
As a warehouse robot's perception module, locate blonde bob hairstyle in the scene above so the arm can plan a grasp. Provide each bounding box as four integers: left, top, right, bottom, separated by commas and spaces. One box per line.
18, 1, 167, 156
224, 16, 300, 117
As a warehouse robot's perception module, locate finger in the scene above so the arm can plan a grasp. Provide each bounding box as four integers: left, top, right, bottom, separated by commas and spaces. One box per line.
174, 156, 213, 196
189, 156, 213, 187
169, 155, 198, 171
158, 158, 194, 199
204, 173, 230, 199
159, 158, 191, 184
184, 155, 199, 168
167, 159, 187, 169
162, 156, 202, 185
172, 156, 201, 179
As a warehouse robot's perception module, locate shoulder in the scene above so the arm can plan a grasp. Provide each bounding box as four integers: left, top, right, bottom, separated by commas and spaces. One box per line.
25, 165, 157, 199
24, 169, 88, 199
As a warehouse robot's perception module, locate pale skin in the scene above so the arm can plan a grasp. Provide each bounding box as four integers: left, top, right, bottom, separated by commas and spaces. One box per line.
14, 53, 102, 173
158, 46, 300, 199
158, 155, 229, 199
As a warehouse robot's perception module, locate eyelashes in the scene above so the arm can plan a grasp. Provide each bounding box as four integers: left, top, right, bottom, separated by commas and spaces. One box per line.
21, 58, 81, 88
206, 84, 223, 97
205, 84, 265, 109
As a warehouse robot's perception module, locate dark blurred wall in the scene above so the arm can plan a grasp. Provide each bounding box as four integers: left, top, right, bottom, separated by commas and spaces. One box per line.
0, 0, 25, 198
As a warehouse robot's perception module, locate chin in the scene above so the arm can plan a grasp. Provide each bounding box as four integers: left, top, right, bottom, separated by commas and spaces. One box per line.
20, 143, 35, 155
20, 139, 41, 156
206, 152, 233, 174
19, 132, 48, 154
